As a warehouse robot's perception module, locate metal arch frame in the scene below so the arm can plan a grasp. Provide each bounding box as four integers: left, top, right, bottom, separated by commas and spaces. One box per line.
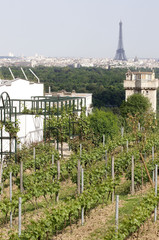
0, 92, 11, 109
0, 92, 17, 162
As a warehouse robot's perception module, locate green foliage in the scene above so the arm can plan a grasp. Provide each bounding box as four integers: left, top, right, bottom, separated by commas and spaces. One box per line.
104, 192, 159, 240
10, 179, 114, 240
77, 108, 92, 140
5, 119, 20, 137
0, 66, 126, 108
120, 93, 151, 119
89, 109, 119, 142
2, 109, 159, 239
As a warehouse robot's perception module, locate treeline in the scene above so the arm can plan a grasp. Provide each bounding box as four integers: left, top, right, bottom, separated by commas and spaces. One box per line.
0, 66, 126, 108
1, 66, 159, 109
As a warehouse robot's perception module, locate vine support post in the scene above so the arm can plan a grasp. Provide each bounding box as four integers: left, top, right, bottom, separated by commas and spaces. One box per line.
126, 140, 128, 153
105, 150, 107, 178
15, 107, 17, 163
111, 156, 115, 202
77, 158, 81, 195
52, 154, 54, 182
103, 134, 105, 147
81, 167, 84, 225
18, 197, 22, 237
56, 159, 60, 202
52, 154, 54, 165
121, 127, 124, 138
141, 162, 143, 190
44, 101, 47, 143
140, 153, 154, 188
33, 147, 36, 172
10, 172, 12, 228
20, 160, 23, 193
69, 117, 71, 151
0, 158, 3, 199
54, 139, 57, 150
115, 195, 119, 232
80, 144, 82, 158
77, 144, 82, 195
57, 97, 59, 151
57, 160, 60, 180
154, 165, 158, 222
131, 155, 135, 195
152, 146, 155, 183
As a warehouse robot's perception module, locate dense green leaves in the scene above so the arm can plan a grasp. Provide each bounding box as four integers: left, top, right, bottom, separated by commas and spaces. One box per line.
0, 66, 126, 108
120, 93, 151, 119
89, 109, 119, 142
104, 192, 159, 240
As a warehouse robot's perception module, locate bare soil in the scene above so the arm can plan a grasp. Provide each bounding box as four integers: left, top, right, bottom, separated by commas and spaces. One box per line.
51, 178, 154, 240
52, 201, 124, 240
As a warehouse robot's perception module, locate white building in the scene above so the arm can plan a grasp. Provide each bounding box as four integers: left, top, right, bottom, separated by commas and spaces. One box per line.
45, 89, 93, 116
0, 78, 44, 146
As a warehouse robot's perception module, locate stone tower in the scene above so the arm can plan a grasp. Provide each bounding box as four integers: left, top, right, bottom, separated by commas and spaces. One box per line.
124, 70, 159, 112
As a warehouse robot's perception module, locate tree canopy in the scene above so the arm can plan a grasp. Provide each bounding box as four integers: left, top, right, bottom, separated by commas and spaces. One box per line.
0, 66, 126, 108
120, 93, 152, 119
89, 109, 119, 142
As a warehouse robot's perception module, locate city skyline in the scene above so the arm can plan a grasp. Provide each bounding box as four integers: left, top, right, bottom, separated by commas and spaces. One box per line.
1, 0, 159, 59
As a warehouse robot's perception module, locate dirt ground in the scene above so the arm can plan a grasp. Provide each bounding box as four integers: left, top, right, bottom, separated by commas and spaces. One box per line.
52, 200, 125, 240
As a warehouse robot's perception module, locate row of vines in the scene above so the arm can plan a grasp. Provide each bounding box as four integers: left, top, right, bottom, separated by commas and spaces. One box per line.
0, 113, 159, 239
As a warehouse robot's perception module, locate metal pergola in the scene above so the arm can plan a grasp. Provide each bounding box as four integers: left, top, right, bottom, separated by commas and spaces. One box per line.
0, 92, 86, 161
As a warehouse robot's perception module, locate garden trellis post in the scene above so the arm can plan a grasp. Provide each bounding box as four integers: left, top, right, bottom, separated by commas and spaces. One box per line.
111, 156, 115, 202
131, 155, 135, 195
154, 165, 158, 222
10, 172, 12, 228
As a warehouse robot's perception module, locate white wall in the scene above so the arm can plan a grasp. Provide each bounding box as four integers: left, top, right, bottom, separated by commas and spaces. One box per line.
0, 79, 44, 145
0, 79, 43, 99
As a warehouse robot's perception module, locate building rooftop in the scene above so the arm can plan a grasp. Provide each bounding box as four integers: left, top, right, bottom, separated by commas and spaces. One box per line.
45, 90, 92, 97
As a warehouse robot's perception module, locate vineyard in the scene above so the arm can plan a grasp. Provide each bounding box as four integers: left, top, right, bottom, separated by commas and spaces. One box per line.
0, 109, 159, 239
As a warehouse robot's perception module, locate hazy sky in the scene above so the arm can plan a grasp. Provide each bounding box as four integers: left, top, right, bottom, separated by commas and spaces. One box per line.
1, 0, 159, 58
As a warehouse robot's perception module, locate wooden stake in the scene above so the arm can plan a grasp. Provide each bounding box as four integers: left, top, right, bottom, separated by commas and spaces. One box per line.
140, 153, 154, 188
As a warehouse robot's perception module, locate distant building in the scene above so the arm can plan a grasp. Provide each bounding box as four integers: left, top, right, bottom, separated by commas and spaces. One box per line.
124, 70, 159, 112
45, 89, 93, 116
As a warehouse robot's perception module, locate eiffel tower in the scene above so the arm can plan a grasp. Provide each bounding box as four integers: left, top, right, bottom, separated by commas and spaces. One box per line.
114, 21, 127, 61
